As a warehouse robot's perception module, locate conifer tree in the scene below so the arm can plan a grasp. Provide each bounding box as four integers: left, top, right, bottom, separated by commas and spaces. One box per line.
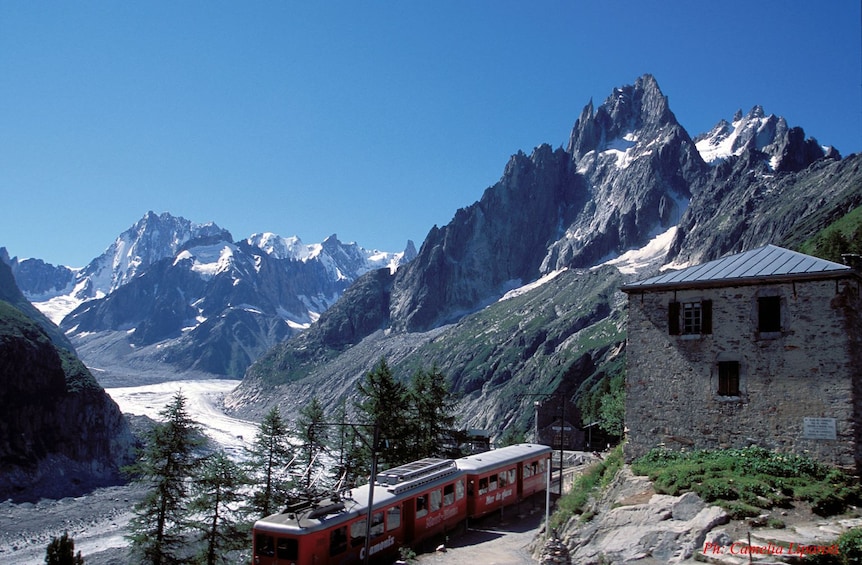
188, 451, 248, 565
408, 365, 457, 458
126, 390, 204, 565
356, 357, 411, 469
45, 531, 84, 565
295, 396, 330, 496
329, 399, 365, 489
245, 406, 293, 518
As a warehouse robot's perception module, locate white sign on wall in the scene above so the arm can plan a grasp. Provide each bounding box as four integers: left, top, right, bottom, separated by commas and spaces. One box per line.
802, 417, 837, 440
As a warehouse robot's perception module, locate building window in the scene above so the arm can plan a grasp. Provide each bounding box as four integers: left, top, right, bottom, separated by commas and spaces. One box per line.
669, 300, 712, 335
758, 296, 781, 333
717, 361, 740, 396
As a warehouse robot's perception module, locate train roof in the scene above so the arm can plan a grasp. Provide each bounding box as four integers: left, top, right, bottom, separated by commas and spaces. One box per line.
455, 443, 552, 473
254, 458, 464, 535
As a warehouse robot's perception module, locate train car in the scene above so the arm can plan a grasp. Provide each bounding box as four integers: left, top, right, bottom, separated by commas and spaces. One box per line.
252, 458, 467, 565
456, 443, 552, 519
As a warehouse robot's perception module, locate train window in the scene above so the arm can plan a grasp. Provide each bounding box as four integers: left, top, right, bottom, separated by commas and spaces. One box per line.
330, 527, 348, 556
478, 477, 489, 494
387, 506, 401, 530
371, 511, 385, 538
524, 464, 532, 478
443, 484, 455, 506
277, 537, 299, 560
430, 489, 442, 511
489, 474, 498, 491
508, 469, 517, 485
350, 519, 366, 547
255, 533, 275, 557
416, 495, 428, 518
456, 479, 465, 500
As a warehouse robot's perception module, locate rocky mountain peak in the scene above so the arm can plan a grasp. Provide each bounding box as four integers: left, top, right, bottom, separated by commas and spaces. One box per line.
76, 211, 230, 300
567, 74, 676, 159
694, 106, 835, 172
246, 232, 307, 260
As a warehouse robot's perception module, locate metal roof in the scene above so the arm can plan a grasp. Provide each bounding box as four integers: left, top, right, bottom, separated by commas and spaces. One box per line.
455, 443, 552, 473
621, 245, 854, 292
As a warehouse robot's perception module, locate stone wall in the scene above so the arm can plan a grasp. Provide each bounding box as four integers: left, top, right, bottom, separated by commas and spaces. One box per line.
624, 276, 861, 470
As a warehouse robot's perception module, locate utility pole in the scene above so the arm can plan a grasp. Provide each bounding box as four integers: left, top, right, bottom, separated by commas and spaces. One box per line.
524, 391, 571, 495
312, 420, 381, 565
362, 424, 380, 565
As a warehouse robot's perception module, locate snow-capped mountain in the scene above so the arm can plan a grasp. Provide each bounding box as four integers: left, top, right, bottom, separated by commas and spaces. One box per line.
4, 211, 413, 380
693, 106, 838, 172
246, 232, 414, 278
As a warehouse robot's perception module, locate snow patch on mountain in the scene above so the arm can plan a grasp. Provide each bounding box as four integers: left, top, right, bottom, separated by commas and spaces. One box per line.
246, 232, 310, 261
599, 226, 677, 275
695, 106, 786, 169
498, 269, 568, 302
175, 242, 238, 280
602, 133, 642, 169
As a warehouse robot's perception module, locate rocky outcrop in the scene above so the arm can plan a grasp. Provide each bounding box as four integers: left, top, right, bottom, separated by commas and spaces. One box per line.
666, 152, 862, 268
0, 295, 134, 501
390, 144, 586, 331
0, 247, 75, 301
0, 256, 75, 352
552, 467, 729, 564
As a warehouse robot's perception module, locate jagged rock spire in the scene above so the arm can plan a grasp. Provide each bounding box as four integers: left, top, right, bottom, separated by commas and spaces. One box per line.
567, 74, 677, 159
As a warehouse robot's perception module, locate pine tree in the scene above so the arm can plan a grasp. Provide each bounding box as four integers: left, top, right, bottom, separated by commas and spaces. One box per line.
245, 406, 293, 518
45, 531, 84, 565
356, 357, 411, 469
329, 399, 365, 489
408, 365, 457, 459
126, 390, 205, 564
295, 396, 330, 497
188, 451, 249, 565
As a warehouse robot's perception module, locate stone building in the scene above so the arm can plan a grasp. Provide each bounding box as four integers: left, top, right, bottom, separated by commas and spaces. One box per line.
620, 245, 862, 471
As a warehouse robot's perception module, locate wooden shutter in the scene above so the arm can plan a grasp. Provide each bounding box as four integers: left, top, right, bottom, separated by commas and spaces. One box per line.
668, 301, 680, 335
702, 300, 713, 334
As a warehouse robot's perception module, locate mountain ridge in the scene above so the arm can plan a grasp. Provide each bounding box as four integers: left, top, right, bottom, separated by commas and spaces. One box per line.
4, 212, 415, 380
226, 74, 857, 438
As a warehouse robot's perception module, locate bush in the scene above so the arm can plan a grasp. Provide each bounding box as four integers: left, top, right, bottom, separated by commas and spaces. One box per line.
719, 501, 760, 520
804, 527, 862, 565
694, 478, 738, 503
46, 532, 84, 565
549, 445, 624, 530
632, 447, 860, 517
838, 528, 862, 565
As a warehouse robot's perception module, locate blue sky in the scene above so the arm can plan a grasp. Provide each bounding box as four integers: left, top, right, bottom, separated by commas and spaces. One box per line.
2, 1, 860, 267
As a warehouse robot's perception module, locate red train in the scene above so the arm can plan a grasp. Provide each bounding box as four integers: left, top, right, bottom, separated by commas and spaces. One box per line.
252, 443, 552, 565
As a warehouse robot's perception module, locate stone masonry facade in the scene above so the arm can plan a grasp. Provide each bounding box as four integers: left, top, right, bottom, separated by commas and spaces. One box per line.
624, 275, 862, 471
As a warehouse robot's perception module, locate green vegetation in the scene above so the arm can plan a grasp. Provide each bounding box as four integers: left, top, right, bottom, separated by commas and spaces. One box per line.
801, 527, 862, 565
393, 267, 627, 438
798, 205, 862, 262
245, 406, 293, 519
126, 391, 208, 564
354, 358, 459, 472
549, 444, 624, 530
631, 446, 861, 518
576, 356, 626, 438
45, 532, 84, 565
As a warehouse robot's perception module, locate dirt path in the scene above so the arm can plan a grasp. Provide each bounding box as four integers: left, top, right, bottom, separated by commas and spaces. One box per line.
415, 499, 547, 565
